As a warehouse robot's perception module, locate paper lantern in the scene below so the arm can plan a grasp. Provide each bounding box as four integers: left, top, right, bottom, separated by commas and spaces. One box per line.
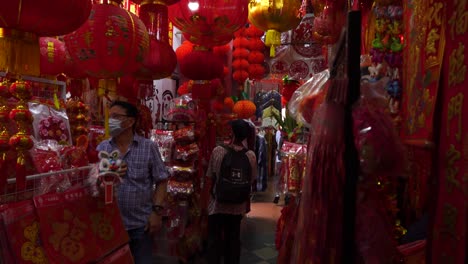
233, 100, 256, 119
233, 48, 250, 59
248, 0, 302, 56
168, 0, 249, 48
179, 49, 224, 80
63, 2, 150, 79
311, 0, 347, 45
0, 0, 92, 76
248, 51, 265, 64
176, 41, 194, 61
137, 2, 177, 79
232, 70, 249, 84
232, 59, 250, 70
39, 37, 66, 76
183, 32, 234, 48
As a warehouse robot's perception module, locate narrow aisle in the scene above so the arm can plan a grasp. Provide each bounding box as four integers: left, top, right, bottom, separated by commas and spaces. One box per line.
240, 179, 283, 264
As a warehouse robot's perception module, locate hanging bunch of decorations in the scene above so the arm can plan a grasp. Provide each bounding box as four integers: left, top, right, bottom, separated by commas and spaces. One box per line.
8, 80, 34, 191
213, 44, 232, 78
248, 0, 303, 57
245, 24, 266, 80
232, 28, 250, 85
0, 80, 11, 189
66, 99, 90, 145
39, 37, 67, 78
311, 0, 347, 45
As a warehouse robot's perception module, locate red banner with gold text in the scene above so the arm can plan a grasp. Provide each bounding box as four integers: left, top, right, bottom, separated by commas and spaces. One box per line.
430, 0, 468, 263
401, 0, 445, 143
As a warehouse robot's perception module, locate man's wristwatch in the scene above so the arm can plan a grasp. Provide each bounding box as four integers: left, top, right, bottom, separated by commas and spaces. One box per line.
152, 205, 164, 215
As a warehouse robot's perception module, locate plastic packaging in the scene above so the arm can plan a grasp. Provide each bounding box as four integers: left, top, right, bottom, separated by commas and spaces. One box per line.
29, 102, 72, 145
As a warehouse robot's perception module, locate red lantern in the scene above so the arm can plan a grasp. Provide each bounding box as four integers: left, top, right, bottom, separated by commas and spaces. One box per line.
138, 39, 177, 79
232, 70, 249, 83
39, 37, 66, 76
63, 2, 150, 79
137, 2, 177, 79
232, 59, 250, 70
179, 49, 224, 80
183, 32, 234, 48
0, 0, 92, 76
233, 48, 249, 58
176, 41, 194, 62
168, 0, 249, 48
248, 51, 265, 64
213, 44, 231, 57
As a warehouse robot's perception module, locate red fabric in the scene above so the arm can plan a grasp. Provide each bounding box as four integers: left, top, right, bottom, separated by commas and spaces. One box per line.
429, 1, 467, 262
179, 50, 224, 80
0, 204, 16, 263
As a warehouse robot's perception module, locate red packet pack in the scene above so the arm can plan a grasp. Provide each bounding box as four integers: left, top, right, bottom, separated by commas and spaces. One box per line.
34, 189, 100, 264
86, 194, 129, 258
96, 244, 134, 264
2, 200, 49, 264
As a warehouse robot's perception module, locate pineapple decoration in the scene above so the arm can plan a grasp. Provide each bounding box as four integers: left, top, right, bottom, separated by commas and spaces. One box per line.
66, 99, 90, 145
8, 80, 34, 190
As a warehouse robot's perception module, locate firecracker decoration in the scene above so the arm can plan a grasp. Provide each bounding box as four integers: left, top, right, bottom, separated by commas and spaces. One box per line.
66, 99, 90, 145
8, 80, 34, 191
0, 80, 11, 189
245, 24, 266, 80
232, 28, 250, 85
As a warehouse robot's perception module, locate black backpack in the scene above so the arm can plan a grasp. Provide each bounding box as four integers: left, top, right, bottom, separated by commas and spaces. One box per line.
215, 146, 252, 204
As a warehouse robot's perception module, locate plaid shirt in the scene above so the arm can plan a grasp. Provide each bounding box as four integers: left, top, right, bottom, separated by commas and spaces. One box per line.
97, 135, 168, 230
206, 145, 257, 215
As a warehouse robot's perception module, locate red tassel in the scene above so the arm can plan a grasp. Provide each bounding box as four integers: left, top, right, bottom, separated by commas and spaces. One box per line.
15, 152, 27, 191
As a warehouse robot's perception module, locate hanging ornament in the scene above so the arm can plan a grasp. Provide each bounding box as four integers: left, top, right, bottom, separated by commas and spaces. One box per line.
232, 28, 250, 85
8, 80, 34, 191
0, 80, 11, 190
0, 0, 92, 76
248, 0, 302, 57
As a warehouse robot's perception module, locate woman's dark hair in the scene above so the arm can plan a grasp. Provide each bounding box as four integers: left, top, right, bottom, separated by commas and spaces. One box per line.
110, 100, 138, 131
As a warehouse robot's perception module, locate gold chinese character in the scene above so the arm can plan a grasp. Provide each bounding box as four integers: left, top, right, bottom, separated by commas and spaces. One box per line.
425, 2, 444, 26
448, 0, 468, 39
448, 43, 466, 87
447, 93, 464, 141
440, 203, 459, 240
426, 28, 440, 55
446, 145, 462, 193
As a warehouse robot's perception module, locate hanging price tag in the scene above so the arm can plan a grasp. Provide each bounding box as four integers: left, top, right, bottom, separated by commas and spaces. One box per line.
100, 174, 117, 204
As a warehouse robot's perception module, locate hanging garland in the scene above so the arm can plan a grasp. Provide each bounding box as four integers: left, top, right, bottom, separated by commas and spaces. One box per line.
232, 28, 250, 85
245, 24, 266, 80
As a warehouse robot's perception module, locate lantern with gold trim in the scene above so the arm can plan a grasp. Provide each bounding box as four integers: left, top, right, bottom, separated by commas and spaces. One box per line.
248, 0, 302, 57
168, 0, 249, 49
0, 0, 92, 76
63, 0, 150, 79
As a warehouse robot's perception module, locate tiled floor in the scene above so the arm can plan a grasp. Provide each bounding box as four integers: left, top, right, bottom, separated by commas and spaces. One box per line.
153, 177, 283, 264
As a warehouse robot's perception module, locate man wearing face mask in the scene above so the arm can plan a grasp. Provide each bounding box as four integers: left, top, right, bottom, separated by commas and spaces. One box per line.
97, 101, 168, 263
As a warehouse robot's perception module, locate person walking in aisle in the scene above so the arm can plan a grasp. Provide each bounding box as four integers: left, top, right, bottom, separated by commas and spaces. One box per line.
206, 119, 257, 264
97, 100, 168, 264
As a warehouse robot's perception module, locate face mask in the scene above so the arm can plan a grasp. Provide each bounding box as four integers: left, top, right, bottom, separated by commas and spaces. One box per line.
108, 118, 124, 137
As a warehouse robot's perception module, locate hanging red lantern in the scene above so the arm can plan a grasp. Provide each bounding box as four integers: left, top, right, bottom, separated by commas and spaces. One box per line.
0, 0, 92, 76
248, 0, 302, 57
213, 44, 231, 57
183, 32, 234, 48
168, 0, 249, 48
137, 2, 177, 80
233, 48, 250, 59
248, 51, 265, 64
232, 99, 256, 119
312, 0, 347, 45
232, 60, 250, 70
63, 1, 150, 79
176, 41, 194, 62
232, 70, 249, 84
232, 28, 250, 84
39, 37, 67, 77
179, 48, 224, 80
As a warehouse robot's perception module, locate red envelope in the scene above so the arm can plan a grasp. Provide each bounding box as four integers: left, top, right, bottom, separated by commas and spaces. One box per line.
2, 200, 48, 264
97, 244, 134, 264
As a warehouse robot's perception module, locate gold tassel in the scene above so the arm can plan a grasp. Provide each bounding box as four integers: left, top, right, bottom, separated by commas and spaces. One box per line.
265, 29, 281, 57
0, 28, 40, 76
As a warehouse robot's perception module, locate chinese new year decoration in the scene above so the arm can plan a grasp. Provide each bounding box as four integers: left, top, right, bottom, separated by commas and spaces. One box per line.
311, 0, 347, 45
248, 0, 302, 57
232, 28, 250, 84
168, 0, 249, 49
0, 80, 11, 189
8, 80, 34, 191
39, 37, 67, 77
232, 99, 256, 119
245, 24, 266, 80
64, 1, 150, 79
0, 0, 92, 76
